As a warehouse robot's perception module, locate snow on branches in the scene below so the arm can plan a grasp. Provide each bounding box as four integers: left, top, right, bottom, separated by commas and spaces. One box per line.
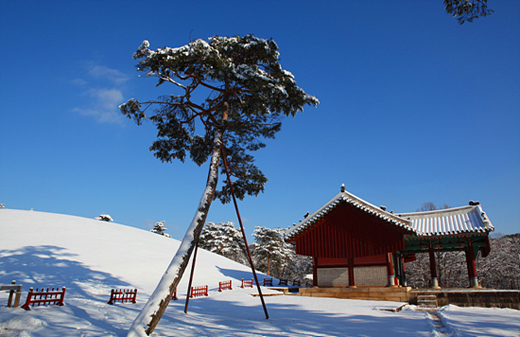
150, 221, 171, 238
252, 226, 311, 279
199, 222, 246, 263
119, 35, 318, 204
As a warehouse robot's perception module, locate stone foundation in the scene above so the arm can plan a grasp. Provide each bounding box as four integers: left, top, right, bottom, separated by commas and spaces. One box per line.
298, 287, 520, 310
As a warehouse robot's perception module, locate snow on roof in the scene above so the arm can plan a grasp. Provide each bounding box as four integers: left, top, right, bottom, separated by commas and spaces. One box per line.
286, 184, 413, 241
395, 204, 494, 237
287, 185, 494, 240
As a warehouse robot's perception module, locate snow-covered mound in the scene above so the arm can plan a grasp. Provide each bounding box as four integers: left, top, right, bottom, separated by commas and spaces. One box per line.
1, 209, 519, 337
0, 209, 258, 295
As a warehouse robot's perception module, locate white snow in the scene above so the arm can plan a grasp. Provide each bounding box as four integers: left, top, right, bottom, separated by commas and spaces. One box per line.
1, 209, 519, 336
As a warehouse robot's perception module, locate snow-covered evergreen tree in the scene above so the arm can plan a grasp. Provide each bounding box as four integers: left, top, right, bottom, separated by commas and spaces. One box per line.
95, 214, 113, 222
252, 227, 293, 277
120, 35, 318, 336
150, 221, 171, 238
199, 222, 246, 263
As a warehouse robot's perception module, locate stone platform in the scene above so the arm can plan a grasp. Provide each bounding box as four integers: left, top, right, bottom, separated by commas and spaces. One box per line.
411, 289, 520, 310
296, 286, 520, 310
298, 286, 413, 302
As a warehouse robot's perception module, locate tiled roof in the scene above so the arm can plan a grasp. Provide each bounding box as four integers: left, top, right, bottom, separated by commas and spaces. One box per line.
286, 185, 494, 241
395, 205, 494, 237
286, 185, 413, 241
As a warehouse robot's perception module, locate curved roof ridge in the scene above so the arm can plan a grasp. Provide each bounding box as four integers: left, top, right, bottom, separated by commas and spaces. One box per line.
286, 187, 413, 240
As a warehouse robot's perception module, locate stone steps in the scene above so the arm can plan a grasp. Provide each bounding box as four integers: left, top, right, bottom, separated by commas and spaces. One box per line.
417, 294, 438, 308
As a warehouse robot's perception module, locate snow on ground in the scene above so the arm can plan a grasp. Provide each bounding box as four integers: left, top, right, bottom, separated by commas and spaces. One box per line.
0, 209, 519, 337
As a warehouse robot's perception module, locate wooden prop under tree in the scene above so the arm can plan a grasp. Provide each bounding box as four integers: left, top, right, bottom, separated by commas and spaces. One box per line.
120, 35, 318, 337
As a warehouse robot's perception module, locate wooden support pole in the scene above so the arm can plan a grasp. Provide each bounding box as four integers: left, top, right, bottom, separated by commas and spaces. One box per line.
220, 145, 269, 319
184, 241, 199, 313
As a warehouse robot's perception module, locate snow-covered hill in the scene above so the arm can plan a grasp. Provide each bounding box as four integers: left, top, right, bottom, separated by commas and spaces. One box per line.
1, 209, 519, 337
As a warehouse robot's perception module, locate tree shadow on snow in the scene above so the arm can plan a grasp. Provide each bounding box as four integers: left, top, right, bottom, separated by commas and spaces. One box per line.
216, 266, 274, 284
0, 245, 135, 336
159, 295, 430, 337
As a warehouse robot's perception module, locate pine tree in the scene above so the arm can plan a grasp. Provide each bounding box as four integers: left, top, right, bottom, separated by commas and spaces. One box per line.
444, 0, 493, 24
120, 35, 317, 336
252, 227, 292, 277
200, 222, 246, 262
150, 221, 171, 238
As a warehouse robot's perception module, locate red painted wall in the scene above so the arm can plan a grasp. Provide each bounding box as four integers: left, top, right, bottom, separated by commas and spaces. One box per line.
293, 202, 410, 259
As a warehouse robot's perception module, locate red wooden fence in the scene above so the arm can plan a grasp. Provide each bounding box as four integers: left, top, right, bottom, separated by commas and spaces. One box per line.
107, 288, 137, 305
21, 287, 66, 310
263, 278, 273, 286
292, 280, 301, 286
190, 285, 208, 298
241, 278, 253, 288
278, 279, 288, 286
218, 280, 232, 292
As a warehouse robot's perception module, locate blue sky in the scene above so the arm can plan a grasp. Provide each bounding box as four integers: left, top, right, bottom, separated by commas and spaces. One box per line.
1, 1, 519, 238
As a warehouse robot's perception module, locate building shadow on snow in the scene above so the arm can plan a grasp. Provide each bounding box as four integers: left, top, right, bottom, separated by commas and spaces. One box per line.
161, 294, 430, 337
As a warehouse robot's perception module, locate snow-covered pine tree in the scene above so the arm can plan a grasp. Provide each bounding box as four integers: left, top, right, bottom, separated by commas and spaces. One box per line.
120, 35, 318, 336
200, 222, 246, 263
252, 226, 293, 277
150, 221, 171, 238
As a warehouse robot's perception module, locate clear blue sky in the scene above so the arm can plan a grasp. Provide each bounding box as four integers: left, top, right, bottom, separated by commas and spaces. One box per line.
1, 1, 519, 239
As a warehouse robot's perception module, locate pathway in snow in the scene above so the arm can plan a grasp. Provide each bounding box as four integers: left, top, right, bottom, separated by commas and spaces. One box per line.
423, 309, 449, 336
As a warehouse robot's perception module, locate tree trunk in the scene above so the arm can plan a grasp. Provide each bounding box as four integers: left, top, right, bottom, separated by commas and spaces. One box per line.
127, 126, 223, 337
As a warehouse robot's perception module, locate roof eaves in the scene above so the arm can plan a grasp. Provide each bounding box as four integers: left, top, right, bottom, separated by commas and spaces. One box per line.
286, 190, 414, 241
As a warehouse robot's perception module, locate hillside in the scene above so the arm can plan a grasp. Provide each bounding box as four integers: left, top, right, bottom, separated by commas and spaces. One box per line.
1, 209, 519, 336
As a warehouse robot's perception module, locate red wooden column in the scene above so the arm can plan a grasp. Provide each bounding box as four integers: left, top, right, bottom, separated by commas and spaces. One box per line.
312, 257, 317, 287
401, 257, 407, 287
386, 253, 397, 287
465, 244, 480, 288
348, 258, 356, 288
428, 245, 440, 289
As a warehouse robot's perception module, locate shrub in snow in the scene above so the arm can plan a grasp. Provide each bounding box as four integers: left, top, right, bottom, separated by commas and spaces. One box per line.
150, 221, 171, 238
95, 214, 113, 222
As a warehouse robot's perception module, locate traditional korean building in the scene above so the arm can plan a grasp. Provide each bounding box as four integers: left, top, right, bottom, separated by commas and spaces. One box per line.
286, 185, 494, 289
